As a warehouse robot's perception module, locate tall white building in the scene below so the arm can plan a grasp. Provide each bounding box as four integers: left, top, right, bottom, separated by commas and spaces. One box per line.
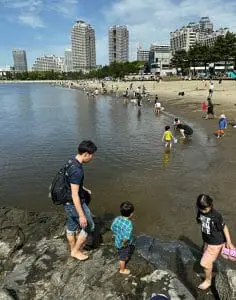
64, 49, 73, 72
32, 55, 61, 72
71, 20, 96, 72
109, 25, 129, 64
200, 28, 229, 47
170, 26, 199, 54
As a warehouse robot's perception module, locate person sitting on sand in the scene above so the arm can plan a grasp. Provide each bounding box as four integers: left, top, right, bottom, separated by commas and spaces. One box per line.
111, 201, 135, 275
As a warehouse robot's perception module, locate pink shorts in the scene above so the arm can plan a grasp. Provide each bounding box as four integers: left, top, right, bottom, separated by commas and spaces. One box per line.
200, 243, 224, 269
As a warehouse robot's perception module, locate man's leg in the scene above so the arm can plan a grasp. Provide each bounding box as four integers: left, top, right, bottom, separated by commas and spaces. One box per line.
66, 232, 76, 251
71, 231, 88, 260
180, 129, 185, 138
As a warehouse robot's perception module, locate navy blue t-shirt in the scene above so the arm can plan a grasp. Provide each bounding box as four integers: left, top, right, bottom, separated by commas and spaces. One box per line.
67, 157, 86, 203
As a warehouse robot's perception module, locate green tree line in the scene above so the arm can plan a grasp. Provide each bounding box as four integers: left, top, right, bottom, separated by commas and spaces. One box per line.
171, 32, 236, 75
0, 61, 144, 81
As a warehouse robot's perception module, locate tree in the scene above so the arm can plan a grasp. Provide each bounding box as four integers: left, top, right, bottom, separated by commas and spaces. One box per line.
171, 50, 189, 75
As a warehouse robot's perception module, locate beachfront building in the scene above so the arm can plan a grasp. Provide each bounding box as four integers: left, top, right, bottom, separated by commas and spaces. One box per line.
63, 48, 73, 72
12, 49, 28, 72
109, 25, 129, 64
137, 47, 150, 62
200, 28, 229, 47
71, 20, 96, 72
199, 17, 214, 35
32, 55, 62, 72
149, 45, 175, 76
170, 26, 199, 54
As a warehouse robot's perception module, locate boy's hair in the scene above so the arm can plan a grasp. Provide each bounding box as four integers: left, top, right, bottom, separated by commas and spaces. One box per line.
174, 118, 179, 122
165, 125, 170, 131
120, 201, 134, 217
78, 140, 97, 154
196, 194, 213, 210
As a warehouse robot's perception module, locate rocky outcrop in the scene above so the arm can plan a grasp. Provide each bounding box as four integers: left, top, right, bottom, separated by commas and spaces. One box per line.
0, 207, 235, 300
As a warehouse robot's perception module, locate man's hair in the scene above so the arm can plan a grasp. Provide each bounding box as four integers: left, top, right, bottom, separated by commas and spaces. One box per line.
120, 201, 134, 217
78, 140, 97, 154
165, 125, 170, 131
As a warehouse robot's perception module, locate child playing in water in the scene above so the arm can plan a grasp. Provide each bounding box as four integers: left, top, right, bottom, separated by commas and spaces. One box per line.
217, 114, 227, 138
162, 126, 174, 150
111, 201, 135, 275
196, 194, 234, 290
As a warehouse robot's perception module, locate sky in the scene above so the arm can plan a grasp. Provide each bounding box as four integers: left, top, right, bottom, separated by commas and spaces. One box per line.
0, 0, 236, 68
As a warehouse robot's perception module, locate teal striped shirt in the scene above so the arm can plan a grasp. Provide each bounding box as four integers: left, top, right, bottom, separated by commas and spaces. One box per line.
111, 216, 134, 249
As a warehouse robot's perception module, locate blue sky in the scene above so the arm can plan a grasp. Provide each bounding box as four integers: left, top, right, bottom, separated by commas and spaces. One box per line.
0, 0, 236, 68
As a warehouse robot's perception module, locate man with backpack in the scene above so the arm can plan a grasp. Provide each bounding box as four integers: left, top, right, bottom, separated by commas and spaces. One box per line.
63, 140, 97, 261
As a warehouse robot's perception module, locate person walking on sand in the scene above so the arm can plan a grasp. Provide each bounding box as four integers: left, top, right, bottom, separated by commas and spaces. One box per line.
64, 140, 97, 261
111, 201, 135, 275
196, 194, 234, 290
162, 126, 174, 150
205, 97, 215, 119
217, 114, 227, 138
208, 81, 214, 98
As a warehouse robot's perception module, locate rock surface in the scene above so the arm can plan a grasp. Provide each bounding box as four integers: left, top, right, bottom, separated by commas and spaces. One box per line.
0, 207, 235, 300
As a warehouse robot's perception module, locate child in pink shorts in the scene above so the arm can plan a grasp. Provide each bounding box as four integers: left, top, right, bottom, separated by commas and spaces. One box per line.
196, 194, 234, 290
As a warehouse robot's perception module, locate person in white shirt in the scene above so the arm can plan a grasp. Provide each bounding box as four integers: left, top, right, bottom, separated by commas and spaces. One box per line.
209, 81, 214, 98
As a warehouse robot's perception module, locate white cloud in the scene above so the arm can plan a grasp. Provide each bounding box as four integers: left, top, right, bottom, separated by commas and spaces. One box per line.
18, 14, 45, 28
103, 0, 236, 60
0, 0, 79, 28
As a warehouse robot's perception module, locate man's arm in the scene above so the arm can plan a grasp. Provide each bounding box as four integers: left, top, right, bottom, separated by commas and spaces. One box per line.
71, 183, 87, 228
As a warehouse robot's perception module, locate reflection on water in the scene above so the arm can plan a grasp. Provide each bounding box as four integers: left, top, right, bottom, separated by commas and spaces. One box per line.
0, 83, 217, 241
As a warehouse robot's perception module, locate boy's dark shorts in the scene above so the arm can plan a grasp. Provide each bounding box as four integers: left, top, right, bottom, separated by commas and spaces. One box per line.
118, 244, 135, 261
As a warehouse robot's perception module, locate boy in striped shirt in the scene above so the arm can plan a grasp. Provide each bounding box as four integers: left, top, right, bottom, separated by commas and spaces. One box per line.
111, 201, 134, 275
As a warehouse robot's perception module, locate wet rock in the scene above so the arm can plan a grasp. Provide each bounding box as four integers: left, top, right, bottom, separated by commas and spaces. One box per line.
0, 208, 235, 300
215, 267, 236, 300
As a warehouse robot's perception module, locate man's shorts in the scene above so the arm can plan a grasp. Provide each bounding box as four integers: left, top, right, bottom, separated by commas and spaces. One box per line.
118, 244, 135, 261
200, 243, 224, 269
64, 202, 95, 236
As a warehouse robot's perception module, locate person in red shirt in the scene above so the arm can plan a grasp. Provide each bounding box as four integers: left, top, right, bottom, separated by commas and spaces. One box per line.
202, 101, 208, 117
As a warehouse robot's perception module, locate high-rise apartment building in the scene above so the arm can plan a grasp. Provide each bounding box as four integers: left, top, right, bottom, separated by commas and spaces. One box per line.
170, 27, 199, 53
109, 25, 129, 64
199, 17, 214, 35
170, 17, 216, 54
71, 20, 96, 72
32, 55, 62, 72
12, 49, 28, 72
64, 48, 73, 72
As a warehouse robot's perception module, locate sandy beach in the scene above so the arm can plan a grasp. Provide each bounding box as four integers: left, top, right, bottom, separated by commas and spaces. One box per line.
71, 79, 236, 119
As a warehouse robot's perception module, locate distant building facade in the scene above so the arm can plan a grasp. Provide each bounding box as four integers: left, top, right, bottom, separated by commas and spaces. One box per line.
170, 17, 228, 54
109, 25, 129, 64
71, 20, 96, 72
149, 45, 173, 76
32, 55, 62, 72
137, 47, 150, 62
12, 49, 28, 72
64, 49, 73, 72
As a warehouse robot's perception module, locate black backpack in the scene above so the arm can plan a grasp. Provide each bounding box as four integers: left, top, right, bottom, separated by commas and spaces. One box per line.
49, 160, 74, 205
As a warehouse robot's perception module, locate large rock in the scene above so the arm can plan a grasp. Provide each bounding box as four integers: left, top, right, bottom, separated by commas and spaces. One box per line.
0, 207, 235, 300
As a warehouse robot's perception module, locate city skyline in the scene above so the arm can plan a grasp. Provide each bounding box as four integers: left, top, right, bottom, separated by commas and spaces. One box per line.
0, 0, 236, 68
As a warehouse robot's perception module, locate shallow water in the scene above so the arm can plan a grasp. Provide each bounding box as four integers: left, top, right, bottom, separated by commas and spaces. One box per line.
0, 83, 218, 242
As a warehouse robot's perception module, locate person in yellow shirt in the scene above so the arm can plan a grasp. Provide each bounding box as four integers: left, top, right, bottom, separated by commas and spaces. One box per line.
162, 126, 174, 150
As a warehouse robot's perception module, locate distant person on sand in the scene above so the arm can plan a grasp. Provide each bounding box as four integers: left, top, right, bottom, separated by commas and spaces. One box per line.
111, 201, 135, 275
162, 126, 174, 150
205, 97, 215, 119
201, 100, 208, 117
196, 194, 234, 290
208, 81, 214, 98
64, 140, 97, 261
217, 114, 227, 138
